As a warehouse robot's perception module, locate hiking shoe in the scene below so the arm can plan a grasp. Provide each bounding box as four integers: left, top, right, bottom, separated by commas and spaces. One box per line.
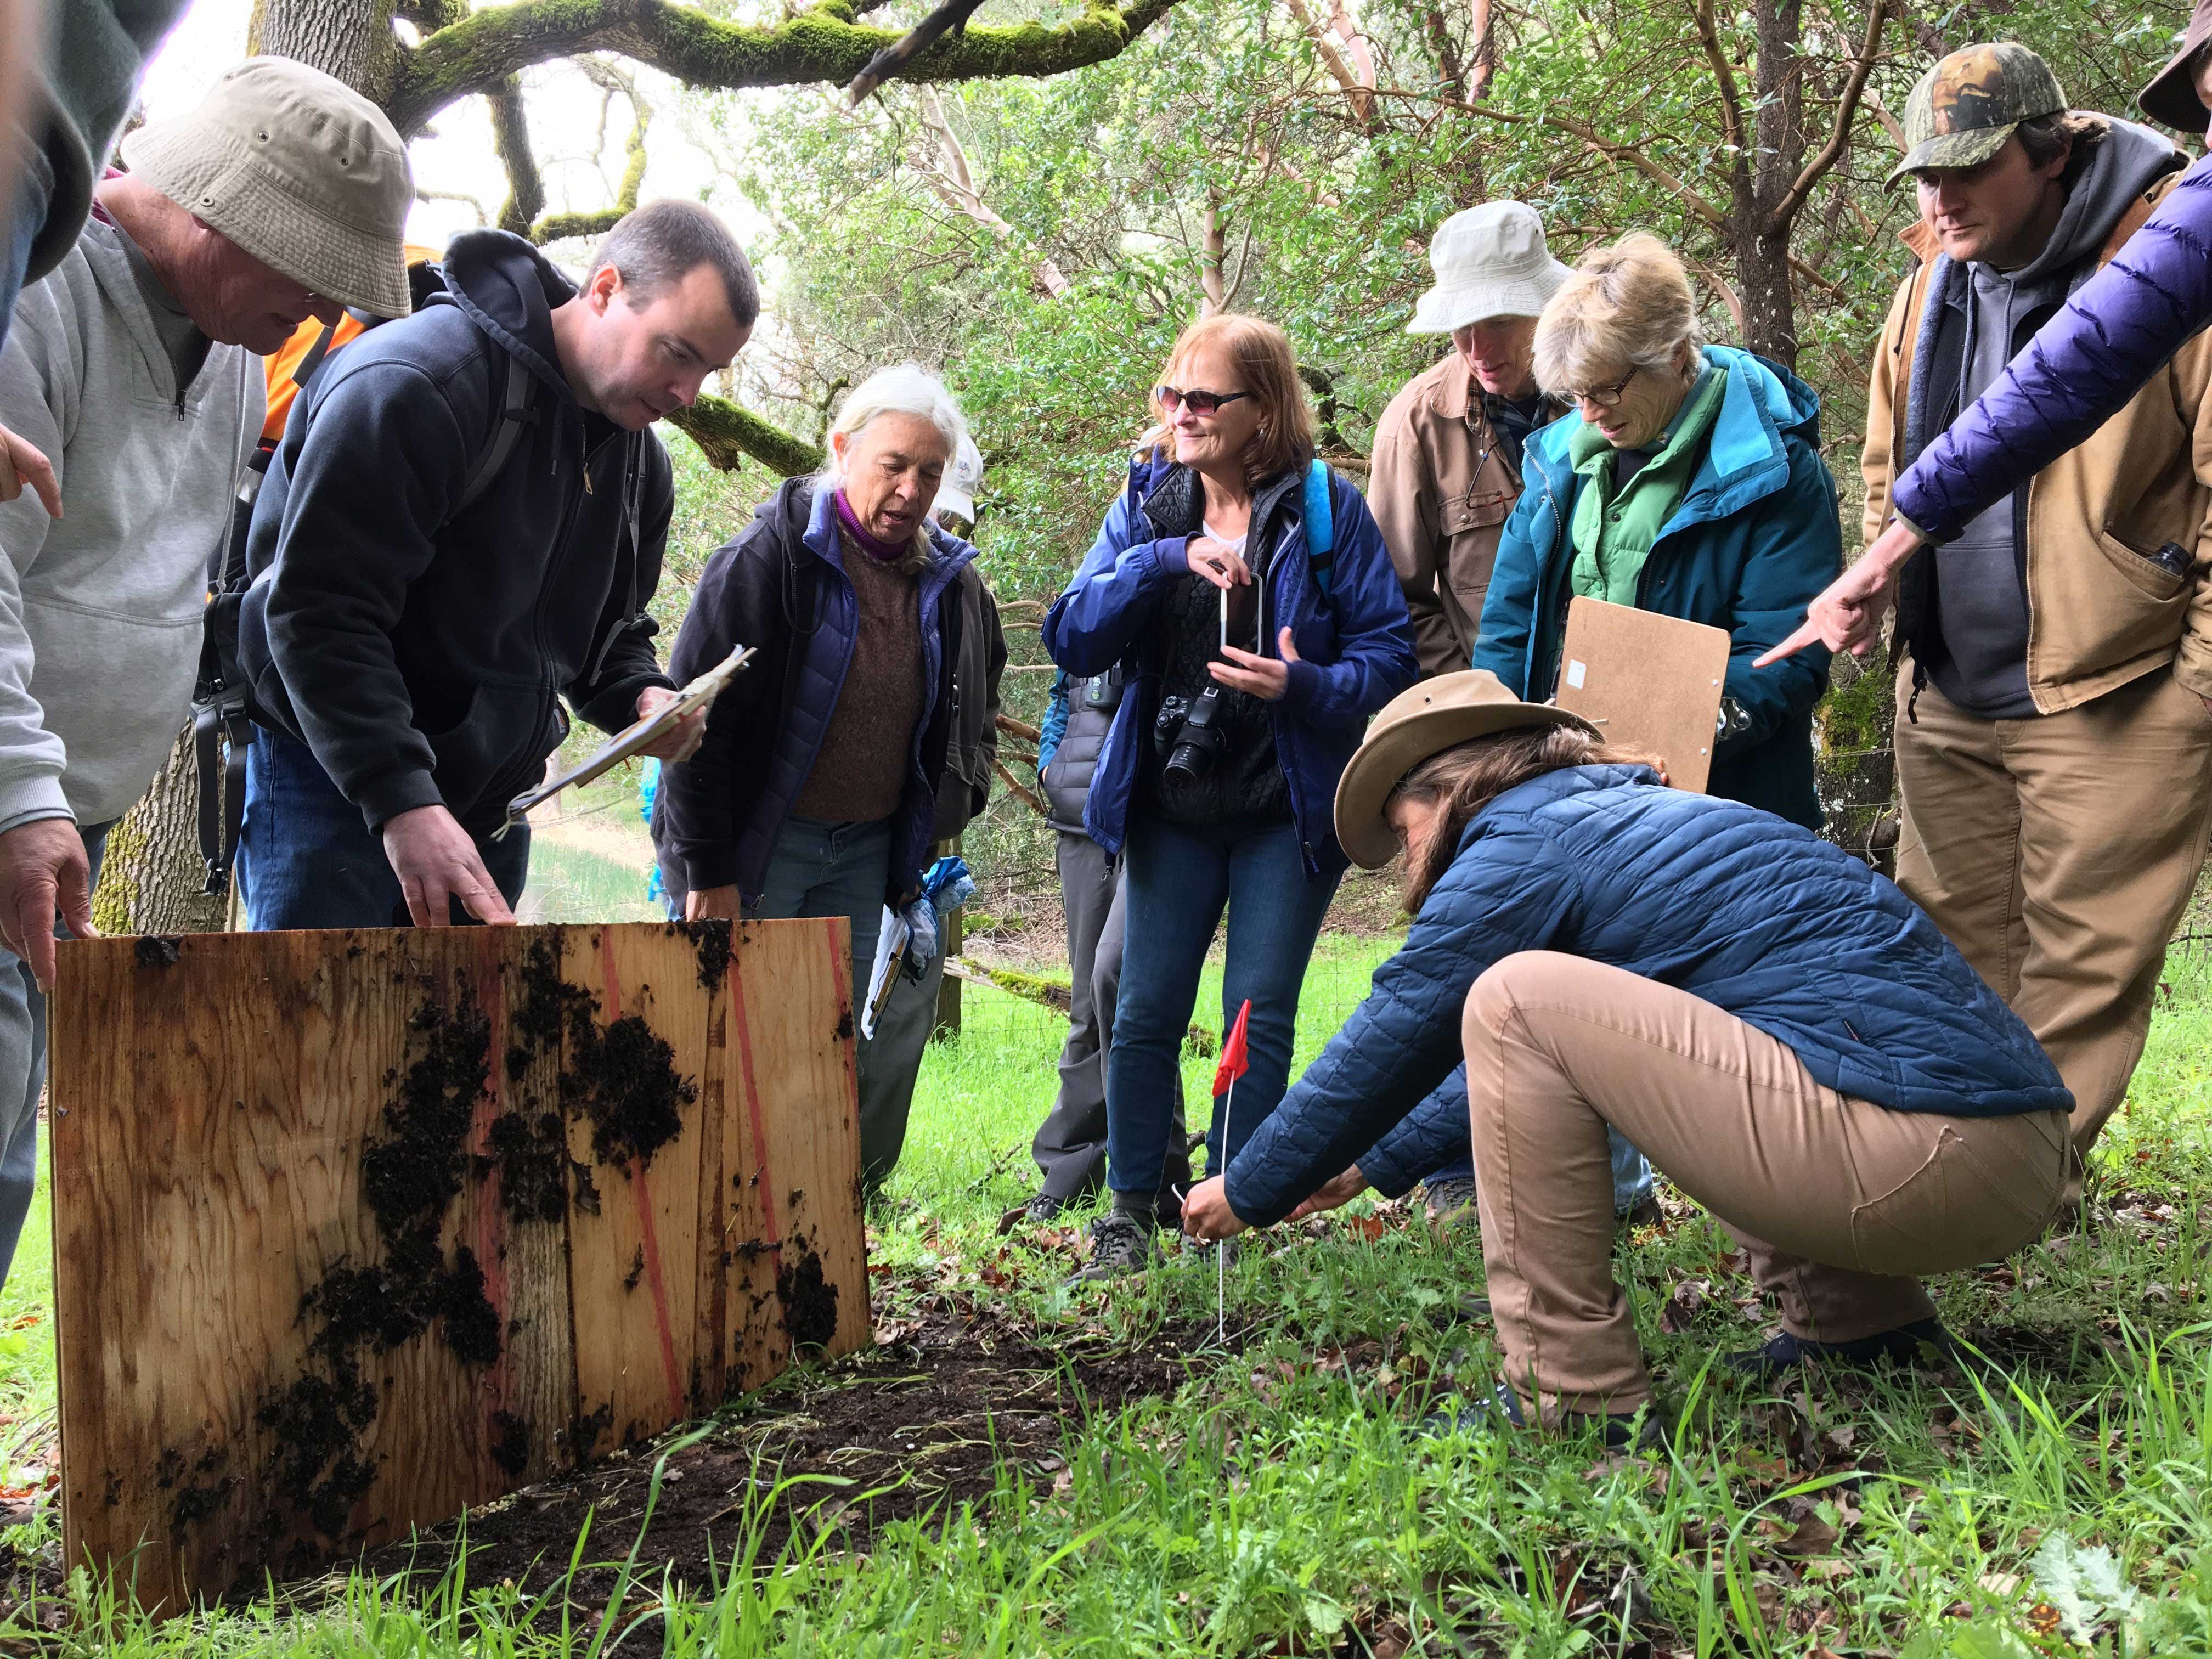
1421, 1381, 1669, 1452
1423, 1176, 1481, 1228
1070, 1209, 1161, 1283
1617, 1193, 1665, 1232
1725, 1318, 1953, 1378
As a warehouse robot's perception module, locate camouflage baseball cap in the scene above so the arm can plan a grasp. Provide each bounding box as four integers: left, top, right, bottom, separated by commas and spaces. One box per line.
1886, 42, 2068, 187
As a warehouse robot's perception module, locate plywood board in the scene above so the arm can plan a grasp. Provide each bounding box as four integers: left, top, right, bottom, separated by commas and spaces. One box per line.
49, 919, 864, 1613
1555, 596, 1732, 794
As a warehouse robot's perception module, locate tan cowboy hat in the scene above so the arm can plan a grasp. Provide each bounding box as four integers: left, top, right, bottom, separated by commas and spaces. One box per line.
1334, 670, 1596, 869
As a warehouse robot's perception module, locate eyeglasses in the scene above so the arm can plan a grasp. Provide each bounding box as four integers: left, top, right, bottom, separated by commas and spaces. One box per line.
1559, 365, 1641, 410
1155, 385, 1252, 416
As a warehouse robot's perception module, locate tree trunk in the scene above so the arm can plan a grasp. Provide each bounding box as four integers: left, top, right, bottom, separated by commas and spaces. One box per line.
91, 725, 230, 938
248, 0, 400, 101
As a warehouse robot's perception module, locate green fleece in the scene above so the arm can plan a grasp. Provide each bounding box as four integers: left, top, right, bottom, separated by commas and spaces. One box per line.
1568, 365, 1726, 607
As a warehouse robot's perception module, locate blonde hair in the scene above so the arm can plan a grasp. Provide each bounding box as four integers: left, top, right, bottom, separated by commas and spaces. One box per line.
1145, 313, 1316, 484
1532, 233, 1706, 398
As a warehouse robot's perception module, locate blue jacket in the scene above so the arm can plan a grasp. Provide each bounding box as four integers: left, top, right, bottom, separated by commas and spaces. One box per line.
1893, 153, 2212, 541
1471, 345, 1838, 830
1223, 764, 2070, 1228
653, 478, 975, 909
1041, 455, 1417, 874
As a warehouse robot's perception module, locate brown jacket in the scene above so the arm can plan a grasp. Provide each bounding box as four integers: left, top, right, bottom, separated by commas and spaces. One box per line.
1863, 171, 2212, 711
1369, 354, 1525, 676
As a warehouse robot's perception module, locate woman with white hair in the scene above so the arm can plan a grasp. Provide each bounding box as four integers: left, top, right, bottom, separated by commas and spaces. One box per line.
654, 363, 983, 1187
1473, 233, 1840, 829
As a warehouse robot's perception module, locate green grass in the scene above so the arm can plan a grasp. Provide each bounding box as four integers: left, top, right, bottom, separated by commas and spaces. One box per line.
15, 944, 2212, 1652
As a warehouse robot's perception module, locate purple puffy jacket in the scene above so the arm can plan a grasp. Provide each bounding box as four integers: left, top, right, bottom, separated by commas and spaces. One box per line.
1892, 152, 2212, 541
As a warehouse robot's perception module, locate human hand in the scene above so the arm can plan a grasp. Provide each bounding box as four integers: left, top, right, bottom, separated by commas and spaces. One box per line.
1185, 535, 1252, 591
0, 425, 59, 518
1211, 627, 1300, 701
0, 819, 94, 990
1286, 1164, 1369, 1221
380, 804, 515, 927
632, 685, 706, 764
1181, 1175, 1249, 1243
686, 884, 741, 922
1756, 519, 1920, 666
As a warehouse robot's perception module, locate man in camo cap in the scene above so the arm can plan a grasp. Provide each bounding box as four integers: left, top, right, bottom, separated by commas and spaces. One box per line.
1861, 41, 2212, 1210
0, 57, 411, 1293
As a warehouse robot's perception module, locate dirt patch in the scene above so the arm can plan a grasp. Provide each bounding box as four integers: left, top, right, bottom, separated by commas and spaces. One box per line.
672, 919, 732, 996
775, 1249, 839, 1350
567, 1013, 696, 1173
344, 1307, 1240, 1607
133, 935, 182, 968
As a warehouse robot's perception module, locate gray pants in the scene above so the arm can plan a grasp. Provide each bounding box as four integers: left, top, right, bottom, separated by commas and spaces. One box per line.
860, 946, 946, 1186
1031, 832, 1188, 1203
0, 819, 111, 1294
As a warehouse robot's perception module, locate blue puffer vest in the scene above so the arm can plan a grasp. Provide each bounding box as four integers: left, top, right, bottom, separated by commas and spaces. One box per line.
1224, 764, 2071, 1227
1040, 453, 1417, 875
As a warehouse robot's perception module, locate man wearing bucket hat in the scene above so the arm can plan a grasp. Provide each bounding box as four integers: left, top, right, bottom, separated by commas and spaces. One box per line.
1371, 202, 1568, 681
1180, 670, 2071, 1441
0, 55, 411, 1294
1810, 40, 2212, 1210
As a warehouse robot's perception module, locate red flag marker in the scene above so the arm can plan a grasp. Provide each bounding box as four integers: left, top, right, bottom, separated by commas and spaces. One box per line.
1212, 998, 1252, 1098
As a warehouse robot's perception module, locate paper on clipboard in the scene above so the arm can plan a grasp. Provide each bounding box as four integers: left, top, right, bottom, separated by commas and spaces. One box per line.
1554, 597, 1730, 794
861, 906, 910, 1040
496, 644, 754, 837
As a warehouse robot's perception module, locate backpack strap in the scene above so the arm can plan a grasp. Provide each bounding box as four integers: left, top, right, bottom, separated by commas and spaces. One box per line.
1301, 458, 1336, 596
456, 347, 535, 513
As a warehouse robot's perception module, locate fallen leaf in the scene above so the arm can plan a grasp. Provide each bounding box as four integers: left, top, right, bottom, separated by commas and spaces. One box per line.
1772, 1514, 1839, 1556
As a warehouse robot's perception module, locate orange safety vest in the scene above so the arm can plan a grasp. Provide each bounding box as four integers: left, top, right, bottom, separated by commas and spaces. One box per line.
261, 244, 441, 442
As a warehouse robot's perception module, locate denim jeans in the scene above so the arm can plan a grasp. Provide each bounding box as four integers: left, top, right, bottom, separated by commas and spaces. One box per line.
0, 818, 110, 1295
746, 815, 896, 1181
1108, 813, 1340, 1198
1420, 1127, 1656, 1216
0, 147, 51, 357
238, 726, 530, 929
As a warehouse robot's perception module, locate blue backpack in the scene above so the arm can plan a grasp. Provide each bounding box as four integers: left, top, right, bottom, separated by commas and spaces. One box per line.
1301, 458, 1336, 595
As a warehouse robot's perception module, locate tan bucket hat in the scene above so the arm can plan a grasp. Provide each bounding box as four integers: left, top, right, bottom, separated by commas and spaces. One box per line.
2140, 0, 2212, 134
1406, 202, 1571, 335
1333, 670, 1596, 869
121, 57, 414, 318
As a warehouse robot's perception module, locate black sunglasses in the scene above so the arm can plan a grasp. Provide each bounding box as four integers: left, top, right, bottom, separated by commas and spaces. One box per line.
1155, 385, 1252, 416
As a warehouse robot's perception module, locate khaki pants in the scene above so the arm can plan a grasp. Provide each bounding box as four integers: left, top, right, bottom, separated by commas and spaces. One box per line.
1463, 952, 2068, 1419
1895, 663, 2212, 1199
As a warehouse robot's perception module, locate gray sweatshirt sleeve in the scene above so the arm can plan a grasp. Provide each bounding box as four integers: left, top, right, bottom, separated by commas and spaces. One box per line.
0, 295, 78, 834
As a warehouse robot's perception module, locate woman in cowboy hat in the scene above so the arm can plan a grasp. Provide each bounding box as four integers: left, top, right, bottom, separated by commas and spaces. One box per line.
1181, 670, 2070, 1444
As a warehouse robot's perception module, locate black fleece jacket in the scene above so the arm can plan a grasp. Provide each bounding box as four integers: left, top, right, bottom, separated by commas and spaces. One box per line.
239, 229, 675, 834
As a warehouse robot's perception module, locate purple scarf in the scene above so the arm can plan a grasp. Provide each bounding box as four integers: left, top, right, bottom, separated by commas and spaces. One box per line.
833, 488, 913, 563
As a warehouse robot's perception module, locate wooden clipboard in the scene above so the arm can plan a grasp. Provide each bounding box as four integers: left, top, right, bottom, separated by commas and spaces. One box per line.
1554, 597, 1730, 793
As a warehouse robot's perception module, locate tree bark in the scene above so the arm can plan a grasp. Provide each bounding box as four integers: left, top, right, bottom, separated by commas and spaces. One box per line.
248, 0, 402, 102
90, 726, 229, 938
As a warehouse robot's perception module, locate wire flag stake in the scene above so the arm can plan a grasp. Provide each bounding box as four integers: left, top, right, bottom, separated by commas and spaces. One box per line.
1211, 999, 1253, 1347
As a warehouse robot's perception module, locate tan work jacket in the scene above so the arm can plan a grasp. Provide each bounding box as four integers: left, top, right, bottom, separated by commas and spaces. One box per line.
1369, 355, 1526, 676
1864, 172, 2212, 710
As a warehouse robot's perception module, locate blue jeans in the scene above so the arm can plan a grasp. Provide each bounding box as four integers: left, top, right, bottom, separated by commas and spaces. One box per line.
1109, 814, 1340, 1198
0, 818, 110, 1295
1420, 1127, 1655, 1215
746, 815, 897, 1180
238, 726, 531, 929
0, 147, 51, 357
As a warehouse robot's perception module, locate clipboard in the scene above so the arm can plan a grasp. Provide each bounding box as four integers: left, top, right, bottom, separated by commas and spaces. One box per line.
494, 643, 754, 837
1554, 597, 1730, 794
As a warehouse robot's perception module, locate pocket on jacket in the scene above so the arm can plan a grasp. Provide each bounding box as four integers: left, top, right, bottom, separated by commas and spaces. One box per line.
1849, 1122, 2055, 1276
2093, 526, 2190, 601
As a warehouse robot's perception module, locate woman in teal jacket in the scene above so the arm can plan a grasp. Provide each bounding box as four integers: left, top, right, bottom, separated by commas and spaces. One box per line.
1472, 235, 1838, 828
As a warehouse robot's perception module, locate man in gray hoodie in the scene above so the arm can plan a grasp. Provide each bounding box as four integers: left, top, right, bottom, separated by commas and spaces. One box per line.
0, 57, 411, 1290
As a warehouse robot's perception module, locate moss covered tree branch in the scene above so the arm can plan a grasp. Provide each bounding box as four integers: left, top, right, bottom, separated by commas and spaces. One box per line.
667, 393, 825, 477
530, 60, 651, 242
386, 0, 1178, 134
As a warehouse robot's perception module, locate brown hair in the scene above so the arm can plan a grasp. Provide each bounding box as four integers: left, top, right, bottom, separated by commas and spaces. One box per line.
1148, 313, 1317, 484
2015, 111, 2109, 184
1391, 726, 1660, 910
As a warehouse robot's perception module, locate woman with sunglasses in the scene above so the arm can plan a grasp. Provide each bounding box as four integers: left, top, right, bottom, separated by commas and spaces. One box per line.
1474, 234, 1839, 830
1041, 313, 1417, 1280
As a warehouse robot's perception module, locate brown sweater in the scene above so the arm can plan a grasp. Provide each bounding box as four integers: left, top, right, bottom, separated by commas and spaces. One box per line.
792, 529, 926, 823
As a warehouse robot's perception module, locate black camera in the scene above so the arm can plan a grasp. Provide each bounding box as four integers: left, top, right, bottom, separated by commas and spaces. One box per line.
1154, 684, 1229, 783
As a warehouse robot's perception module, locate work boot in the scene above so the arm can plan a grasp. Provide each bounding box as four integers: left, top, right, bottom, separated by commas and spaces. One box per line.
1421, 1381, 1670, 1453
1725, 1318, 1953, 1379
1617, 1193, 1665, 1232
1423, 1176, 1480, 1228
1071, 1208, 1160, 1283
